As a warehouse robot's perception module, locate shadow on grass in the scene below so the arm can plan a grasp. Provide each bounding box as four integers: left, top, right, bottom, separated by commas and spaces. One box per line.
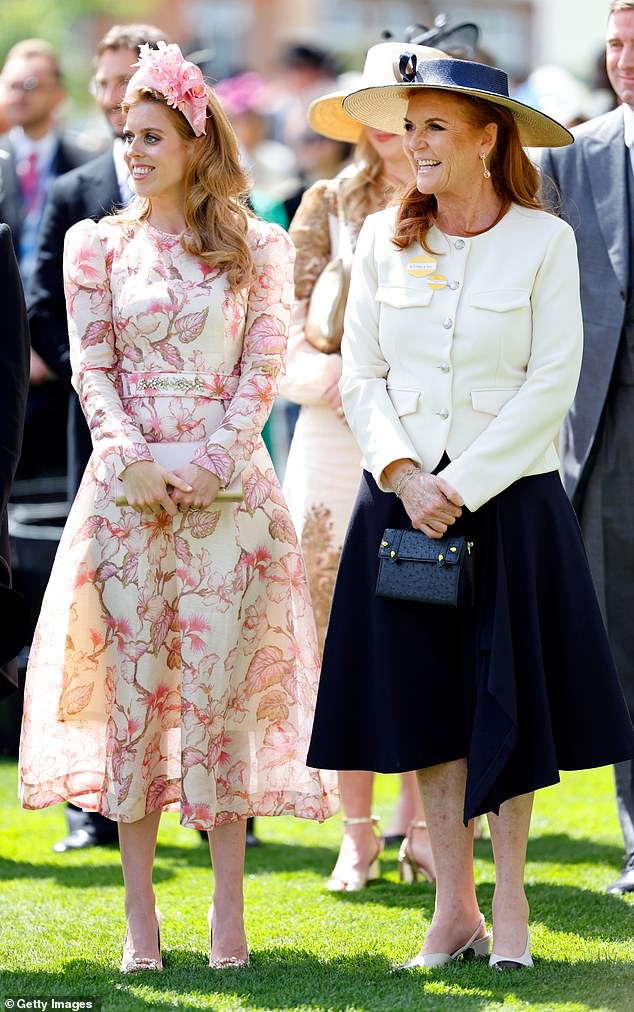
0, 853, 173, 889
323, 880, 634, 942
157, 839, 338, 873
523, 833, 625, 868
2, 947, 633, 1012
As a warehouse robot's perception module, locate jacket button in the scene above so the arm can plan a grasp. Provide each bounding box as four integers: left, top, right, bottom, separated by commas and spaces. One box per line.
443, 318, 453, 329
454, 239, 466, 249
437, 408, 449, 419
438, 361, 450, 373
448, 280, 460, 290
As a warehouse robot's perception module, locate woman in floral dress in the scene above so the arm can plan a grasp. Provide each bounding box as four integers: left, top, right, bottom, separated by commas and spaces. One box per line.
19, 43, 337, 972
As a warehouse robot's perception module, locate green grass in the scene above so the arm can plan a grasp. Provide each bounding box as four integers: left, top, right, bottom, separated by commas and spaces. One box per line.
0, 760, 633, 1011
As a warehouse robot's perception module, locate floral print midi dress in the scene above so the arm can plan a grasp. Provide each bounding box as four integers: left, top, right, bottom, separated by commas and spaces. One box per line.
19, 214, 338, 829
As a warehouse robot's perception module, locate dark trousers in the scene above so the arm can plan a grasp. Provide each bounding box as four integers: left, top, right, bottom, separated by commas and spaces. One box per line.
615, 760, 634, 859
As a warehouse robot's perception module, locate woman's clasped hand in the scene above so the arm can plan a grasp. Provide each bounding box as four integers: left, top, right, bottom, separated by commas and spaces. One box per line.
391, 466, 464, 537
120, 460, 222, 514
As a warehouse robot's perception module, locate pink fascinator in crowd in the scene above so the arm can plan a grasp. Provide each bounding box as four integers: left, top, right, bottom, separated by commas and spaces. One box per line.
125, 41, 208, 136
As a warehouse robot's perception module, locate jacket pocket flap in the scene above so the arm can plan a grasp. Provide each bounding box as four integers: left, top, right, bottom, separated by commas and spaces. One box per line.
387, 386, 420, 416
470, 289, 530, 312
376, 284, 433, 309
471, 386, 521, 415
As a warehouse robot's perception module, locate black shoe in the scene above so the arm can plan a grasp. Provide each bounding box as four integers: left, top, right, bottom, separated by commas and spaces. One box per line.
382, 833, 406, 847
245, 816, 261, 848
606, 854, 634, 894
52, 829, 101, 852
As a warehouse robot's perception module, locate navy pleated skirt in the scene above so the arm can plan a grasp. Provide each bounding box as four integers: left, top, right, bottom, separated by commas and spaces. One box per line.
307, 469, 634, 822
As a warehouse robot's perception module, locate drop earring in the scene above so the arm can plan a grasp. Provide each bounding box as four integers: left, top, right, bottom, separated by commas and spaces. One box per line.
480, 151, 491, 179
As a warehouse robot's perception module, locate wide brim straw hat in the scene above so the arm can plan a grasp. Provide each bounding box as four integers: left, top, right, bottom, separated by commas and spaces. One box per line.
308, 41, 448, 143
343, 55, 573, 148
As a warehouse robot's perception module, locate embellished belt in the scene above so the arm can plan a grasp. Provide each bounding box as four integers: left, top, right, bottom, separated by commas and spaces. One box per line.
119, 371, 239, 399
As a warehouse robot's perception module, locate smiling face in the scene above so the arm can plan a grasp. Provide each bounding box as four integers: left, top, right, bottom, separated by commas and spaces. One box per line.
606, 8, 634, 108
94, 47, 139, 137
403, 90, 496, 200
123, 99, 195, 207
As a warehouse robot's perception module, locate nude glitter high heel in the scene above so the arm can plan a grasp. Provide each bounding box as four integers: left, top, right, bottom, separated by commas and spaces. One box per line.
208, 906, 249, 969
326, 815, 383, 892
398, 915, 492, 970
398, 820, 436, 885
120, 909, 163, 973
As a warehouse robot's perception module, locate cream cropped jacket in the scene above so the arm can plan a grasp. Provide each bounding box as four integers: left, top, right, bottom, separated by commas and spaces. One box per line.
340, 203, 583, 511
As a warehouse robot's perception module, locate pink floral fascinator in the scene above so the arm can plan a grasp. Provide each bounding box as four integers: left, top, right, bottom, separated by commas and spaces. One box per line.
125, 41, 208, 136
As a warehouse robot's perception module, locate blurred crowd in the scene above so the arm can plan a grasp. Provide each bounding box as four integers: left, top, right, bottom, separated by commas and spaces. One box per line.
0, 21, 620, 492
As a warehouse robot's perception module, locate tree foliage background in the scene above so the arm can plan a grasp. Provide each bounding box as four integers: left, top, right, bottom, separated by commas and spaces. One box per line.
0, 0, 154, 113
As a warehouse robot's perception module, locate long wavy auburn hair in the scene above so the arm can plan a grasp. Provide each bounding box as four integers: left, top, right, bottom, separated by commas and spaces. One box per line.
393, 88, 544, 253
119, 86, 255, 289
340, 133, 409, 218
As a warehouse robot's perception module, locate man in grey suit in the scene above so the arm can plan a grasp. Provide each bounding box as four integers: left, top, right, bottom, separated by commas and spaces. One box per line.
539, 0, 634, 894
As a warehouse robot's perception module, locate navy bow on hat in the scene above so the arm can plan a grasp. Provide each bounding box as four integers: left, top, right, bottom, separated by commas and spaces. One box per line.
393, 55, 512, 103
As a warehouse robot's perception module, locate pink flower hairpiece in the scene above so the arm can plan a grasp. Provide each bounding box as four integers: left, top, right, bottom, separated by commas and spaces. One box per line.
125, 41, 208, 136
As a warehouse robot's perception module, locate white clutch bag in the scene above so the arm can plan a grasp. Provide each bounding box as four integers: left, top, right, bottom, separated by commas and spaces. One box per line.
115, 441, 243, 506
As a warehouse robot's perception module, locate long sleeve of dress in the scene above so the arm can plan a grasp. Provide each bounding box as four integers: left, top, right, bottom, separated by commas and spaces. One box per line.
279, 181, 343, 406
64, 218, 153, 475
191, 223, 295, 486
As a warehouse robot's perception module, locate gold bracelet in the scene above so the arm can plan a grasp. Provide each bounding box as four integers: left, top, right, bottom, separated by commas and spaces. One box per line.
392, 465, 420, 498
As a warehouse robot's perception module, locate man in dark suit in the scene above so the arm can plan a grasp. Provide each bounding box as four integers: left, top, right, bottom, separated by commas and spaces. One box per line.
27, 23, 166, 852
28, 23, 166, 502
539, 0, 634, 894
0, 39, 91, 479
0, 223, 30, 696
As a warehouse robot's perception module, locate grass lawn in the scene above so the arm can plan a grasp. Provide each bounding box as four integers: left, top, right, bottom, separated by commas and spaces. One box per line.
0, 759, 633, 1011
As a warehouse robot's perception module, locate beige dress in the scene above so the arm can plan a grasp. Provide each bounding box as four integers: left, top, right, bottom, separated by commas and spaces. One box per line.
281, 172, 390, 651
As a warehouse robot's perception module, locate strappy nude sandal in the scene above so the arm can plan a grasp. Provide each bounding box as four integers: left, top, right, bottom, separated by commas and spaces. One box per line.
398, 821, 436, 884
326, 815, 383, 892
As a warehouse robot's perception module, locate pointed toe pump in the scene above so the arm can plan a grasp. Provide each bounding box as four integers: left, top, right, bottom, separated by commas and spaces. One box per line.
489, 934, 533, 971
398, 915, 492, 970
208, 907, 250, 969
120, 910, 163, 973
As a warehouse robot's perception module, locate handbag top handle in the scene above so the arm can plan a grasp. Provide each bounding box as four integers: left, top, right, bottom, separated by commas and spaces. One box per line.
328, 179, 354, 267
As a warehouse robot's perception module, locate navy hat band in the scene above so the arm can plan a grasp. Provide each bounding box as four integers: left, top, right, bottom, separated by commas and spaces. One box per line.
395, 55, 510, 101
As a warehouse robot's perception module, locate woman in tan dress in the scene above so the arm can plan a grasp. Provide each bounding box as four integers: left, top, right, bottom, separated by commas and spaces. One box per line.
281, 41, 448, 893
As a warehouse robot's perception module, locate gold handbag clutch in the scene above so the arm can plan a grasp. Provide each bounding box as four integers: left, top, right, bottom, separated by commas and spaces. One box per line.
303, 181, 352, 355
115, 441, 243, 506
304, 257, 350, 355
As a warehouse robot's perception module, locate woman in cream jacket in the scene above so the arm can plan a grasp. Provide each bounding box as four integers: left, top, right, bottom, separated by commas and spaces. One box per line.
307, 56, 634, 972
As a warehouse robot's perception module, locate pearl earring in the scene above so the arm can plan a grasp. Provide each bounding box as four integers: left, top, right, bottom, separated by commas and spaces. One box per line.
480, 151, 491, 179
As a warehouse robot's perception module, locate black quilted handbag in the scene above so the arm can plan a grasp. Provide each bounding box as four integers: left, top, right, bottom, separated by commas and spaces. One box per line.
376, 528, 474, 607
